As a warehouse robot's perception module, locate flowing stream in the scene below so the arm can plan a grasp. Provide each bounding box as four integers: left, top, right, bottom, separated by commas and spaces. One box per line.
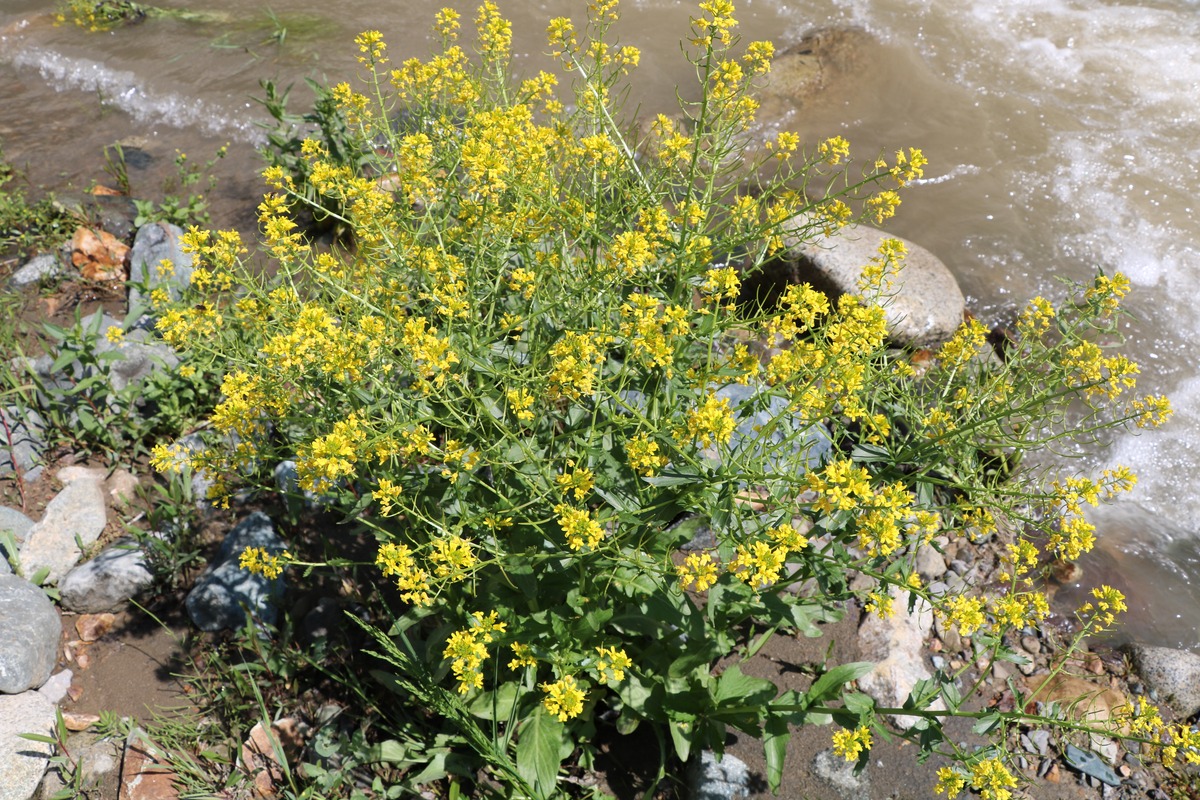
2, 0, 1198, 649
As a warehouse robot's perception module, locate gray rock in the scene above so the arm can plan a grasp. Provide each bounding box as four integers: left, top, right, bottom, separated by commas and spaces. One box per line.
713, 383, 833, 472
0, 575, 60, 694
0, 507, 35, 577
1028, 729, 1050, 757
166, 433, 216, 511
1127, 644, 1200, 718
36, 669, 73, 705
80, 310, 179, 395
857, 585, 941, 729
0, 406, 46, 478
60, 538, 154, 613
914, 543, 948, 581
128, 221, 193, 310
782, 223, 965, 347
689, 750, 751, 800
0, 690, 56, 800
18, 468, 107, 586
812, 748, 871, 800
9, 253, 63, 288
186, 512, 287, 632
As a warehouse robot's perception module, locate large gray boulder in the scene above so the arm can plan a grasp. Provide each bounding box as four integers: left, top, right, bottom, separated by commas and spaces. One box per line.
19, 467, 107, 586
1127, 644, 1200, 719
0, 690, 56, 800
60, 538, 154, 613
780, 223, 965, 347
128, 221, 193, 309
186, 512, 287, 632
0, 575, 60, 694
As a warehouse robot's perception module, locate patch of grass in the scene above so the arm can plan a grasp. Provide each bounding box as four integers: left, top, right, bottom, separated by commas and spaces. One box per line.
0, 150, 76, 257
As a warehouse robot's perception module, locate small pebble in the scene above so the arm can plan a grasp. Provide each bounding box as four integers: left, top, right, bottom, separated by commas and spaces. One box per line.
931, 655, 946, 670
1020, 734, 1034, 753
1016, 755, 1028, 771
1038, 758, 1054, 778
1029, 729, 1050, 756
1020, 635, 1040, 654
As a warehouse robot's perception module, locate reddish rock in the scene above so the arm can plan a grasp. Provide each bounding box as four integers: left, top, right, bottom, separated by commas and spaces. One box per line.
119, 732, 179, 800
76, 612, 117, 642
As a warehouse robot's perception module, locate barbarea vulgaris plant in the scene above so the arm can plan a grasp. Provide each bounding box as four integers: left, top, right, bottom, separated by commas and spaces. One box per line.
150, 0, 1187, 795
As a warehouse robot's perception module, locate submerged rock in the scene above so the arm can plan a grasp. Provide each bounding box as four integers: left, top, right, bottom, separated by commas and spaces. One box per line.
757, 27, 877, 123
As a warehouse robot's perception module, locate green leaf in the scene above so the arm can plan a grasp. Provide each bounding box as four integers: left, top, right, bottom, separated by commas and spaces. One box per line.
806, 662, 875, 705
515, 706, 565, 799
466, 681, 520, 721
763, 714, 791, 794
842, 692, 875, 716
667, 717, 697, 763
972, 713, 1002, 736
714, 664, 776, 707
642, 468, 704, 487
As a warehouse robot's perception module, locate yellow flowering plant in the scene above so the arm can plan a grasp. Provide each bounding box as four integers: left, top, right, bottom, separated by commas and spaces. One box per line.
148, 1, 1190, 796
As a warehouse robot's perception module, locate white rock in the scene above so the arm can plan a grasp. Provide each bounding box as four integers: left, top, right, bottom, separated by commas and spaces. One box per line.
783, 223, 966, 346
856, 586, 942, 729
0, 691, 56, 800
19, 468, 107, 585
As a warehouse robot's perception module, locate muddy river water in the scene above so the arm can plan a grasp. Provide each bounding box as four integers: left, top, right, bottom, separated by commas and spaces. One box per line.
2, 0, 1199, 649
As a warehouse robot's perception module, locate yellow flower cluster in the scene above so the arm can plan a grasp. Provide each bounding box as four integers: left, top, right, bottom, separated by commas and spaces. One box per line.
554, 504, 606, 551
541, 675, 587, 721
593, 646, 632, 684
376, 543, 432, 607
677, 552, 719, 591
626, 433, 668, 476
443, 611, 507, 694
831, 725, 872, 761
239, 547, 290, 580
685, 392, 737, 448
548, 331, 606, 401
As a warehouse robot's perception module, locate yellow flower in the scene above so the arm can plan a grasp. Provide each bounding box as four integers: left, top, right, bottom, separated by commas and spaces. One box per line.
830, 725, 872, 761
935, 766, 967, 798
556, 467, 595, 500
554, 504, 606, 550
594, 646, 632, 684
104, 326, 125, 344
509, 643, 537, 670
541, 675, 586, 721
686, 392, 737, 448
968, 758, 1016, 800
238, 547, 289, 580
677, 552, 719, 591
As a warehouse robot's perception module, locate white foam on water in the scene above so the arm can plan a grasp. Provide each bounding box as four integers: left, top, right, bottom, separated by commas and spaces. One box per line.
807, 0, 1200, 534
7, 45, 266, 146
